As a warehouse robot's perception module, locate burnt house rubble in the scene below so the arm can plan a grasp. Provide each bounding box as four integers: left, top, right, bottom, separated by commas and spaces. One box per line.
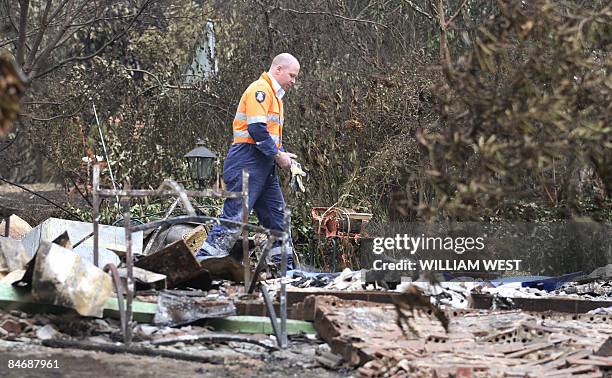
0, 167, 611, 377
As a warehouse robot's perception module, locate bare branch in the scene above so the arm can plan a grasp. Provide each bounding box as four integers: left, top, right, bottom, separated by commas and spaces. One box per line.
16, 0, 29, 66
32, 0, 153, 80
23, 101, 64, 105
67, 13, 140, 27
0, 131, 20, 154
28, 0, 76, 74
401, 0, 433, 20
126, 67, 164, 88
20, 109, 80, 121
276, 6, 388, 29
125, 68, 198, 90
24, 0, 53, 70
255, 0, 275, 56
0, 17, 72, 48
447, 0, 469, 26
19, 99, 84, 122
436, 0, 451, 68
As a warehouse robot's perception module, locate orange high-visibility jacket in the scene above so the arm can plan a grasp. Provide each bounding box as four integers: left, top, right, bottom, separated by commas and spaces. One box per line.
232, 72, 284, 152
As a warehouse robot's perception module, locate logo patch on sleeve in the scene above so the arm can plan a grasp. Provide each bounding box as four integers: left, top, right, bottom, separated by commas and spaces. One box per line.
255, 91, 266, 103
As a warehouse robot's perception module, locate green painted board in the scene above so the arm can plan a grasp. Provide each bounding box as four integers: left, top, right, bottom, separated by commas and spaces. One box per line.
208, 316, 316, 335
103, 297, 156, 323
0, 283, 156, 323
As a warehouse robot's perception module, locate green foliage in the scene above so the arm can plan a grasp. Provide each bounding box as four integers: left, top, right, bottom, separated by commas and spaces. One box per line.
69, 198, 177, 225
418, 0, 611, 221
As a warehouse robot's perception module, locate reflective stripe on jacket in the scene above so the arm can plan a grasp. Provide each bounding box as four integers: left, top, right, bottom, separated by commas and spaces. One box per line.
232, 72, 284, 150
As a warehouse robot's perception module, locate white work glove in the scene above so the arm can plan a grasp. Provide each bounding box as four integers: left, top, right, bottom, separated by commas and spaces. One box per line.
276, 151, 297, 170
290, 160, 307, 193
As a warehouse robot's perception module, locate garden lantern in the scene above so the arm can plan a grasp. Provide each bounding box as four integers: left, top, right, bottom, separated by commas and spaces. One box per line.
184, 140, 217, 188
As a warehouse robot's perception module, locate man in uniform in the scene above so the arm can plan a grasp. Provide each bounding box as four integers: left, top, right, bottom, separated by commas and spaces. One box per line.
196, 53, 300, 274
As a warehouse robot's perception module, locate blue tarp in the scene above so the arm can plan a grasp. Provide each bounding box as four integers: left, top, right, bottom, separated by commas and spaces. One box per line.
463, 272, 583, 291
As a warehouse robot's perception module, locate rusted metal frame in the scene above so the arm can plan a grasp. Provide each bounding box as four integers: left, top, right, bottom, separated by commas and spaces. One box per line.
92, 165, 292, 347
91, 165, 249, 343
142, 197, 180, 255
259, 283, 282, 347
242, 170, 250, 291
247, 235, 278, 294
103, 263, 127, 338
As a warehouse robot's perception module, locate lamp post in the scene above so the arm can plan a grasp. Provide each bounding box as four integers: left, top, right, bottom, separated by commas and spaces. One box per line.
184, 140, 217, 188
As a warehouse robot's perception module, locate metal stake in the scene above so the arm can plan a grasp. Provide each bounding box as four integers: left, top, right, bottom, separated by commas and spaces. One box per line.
259, 284, 281, 347
124, 211, 134, 344
92, 103, 119, 206
103, 263, 127, 337
92, 165, 100, 267
247, 235, 276, 294
4, 214, 10, 237
279, 207, 290, 348
242, 169, 250, 289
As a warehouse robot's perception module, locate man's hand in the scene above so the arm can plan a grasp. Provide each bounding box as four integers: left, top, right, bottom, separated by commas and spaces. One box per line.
276, 151, 297, 169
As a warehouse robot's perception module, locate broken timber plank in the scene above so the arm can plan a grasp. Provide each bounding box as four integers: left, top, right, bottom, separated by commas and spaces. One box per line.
471, 293, 612, 313
134, 239, 209, 289
506, 342, 554, 358
41, 339, 224, 364
567, 355, 612, 367
151, 332, 277, 350
153, 290, 235, 326
235, 299, 308, 321
286, 288, 402, 306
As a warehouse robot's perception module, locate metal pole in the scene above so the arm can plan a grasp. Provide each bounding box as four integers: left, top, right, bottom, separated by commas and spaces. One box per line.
92, 165, 100, 267
4, 214, 10, 237
259, 284, 281, 347
92, 103, 119, 205
215, 158, 221, 190
103, 263, 127, 338
124, 211, 134, 345
279, 207, 290, 348
242, 169, 250, 290
247, 235, 276, 294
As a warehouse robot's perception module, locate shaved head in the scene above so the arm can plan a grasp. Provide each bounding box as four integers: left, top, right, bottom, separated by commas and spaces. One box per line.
268, 53, 300, 91
270, 53, 300, 71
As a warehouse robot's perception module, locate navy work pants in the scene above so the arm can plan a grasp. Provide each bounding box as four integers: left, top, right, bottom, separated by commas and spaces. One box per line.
197, 144, 293, 261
